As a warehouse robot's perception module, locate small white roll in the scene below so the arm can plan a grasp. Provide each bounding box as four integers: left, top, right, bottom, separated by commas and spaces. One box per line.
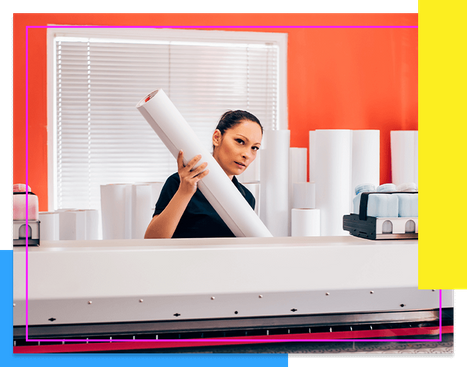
352, 130, 380, 190
391, 130, 418, 186
57, 210, 85, 241
242, 182, 261, 215
38, 212, 59, 241
83, 209, 99, 240
291, 208, 320, 237
289, 147, 308, 225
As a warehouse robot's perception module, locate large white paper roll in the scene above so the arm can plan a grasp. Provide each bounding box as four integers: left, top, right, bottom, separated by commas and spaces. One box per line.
291, 208, 320, 237
310, 130, 352, 236
142, 182, 164, 212
293, 182, 316, 209
391, 130, 418, 186
38, 212, 59, 241
82, 209, 99, 240
131, 184, 153, 239
259, 130, 290, 237
288, 147, 308, 226
100, 184, 132, 240
136, 89, 272, 237
352, 130, 380, 191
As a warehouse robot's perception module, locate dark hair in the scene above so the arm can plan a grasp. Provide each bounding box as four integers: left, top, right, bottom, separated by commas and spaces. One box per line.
215, 110, 263, 135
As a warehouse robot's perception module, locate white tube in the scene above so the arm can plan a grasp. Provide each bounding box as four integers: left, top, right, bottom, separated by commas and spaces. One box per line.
242, 182, 261, 215
136, 89, 272, 237
352, 130, 380, 190
310, 130, 352, 236
38, 212, 59, 241
131, 184, 153, 239
288, 147, 308, 228
259, 130, 290, 237
83, 209, 99, 240
391, 130, 418, 186
100, 184, 132, 240
291, 208, 320, 237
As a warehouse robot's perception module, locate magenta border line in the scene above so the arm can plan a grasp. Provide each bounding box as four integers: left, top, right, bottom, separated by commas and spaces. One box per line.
24, 23, 437, 346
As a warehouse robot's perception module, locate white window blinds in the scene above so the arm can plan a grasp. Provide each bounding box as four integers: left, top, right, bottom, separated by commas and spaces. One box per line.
50, 29, 285, 211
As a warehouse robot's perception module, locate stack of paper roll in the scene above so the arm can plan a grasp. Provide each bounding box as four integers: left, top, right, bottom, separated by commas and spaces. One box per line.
309, 129, 381, 236
391, 130, 418, 186
101, 182, 164, 240
39, 209, 98, 241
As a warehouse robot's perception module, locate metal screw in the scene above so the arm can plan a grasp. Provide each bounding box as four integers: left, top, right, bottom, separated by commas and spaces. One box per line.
139, 299, 144, 303
88, 301, 92, 305
370, 291, 374, 294
259, 295, 263, 298
325, 292, 330, 296
211, 296, 215, 300
13, 303, 16, 307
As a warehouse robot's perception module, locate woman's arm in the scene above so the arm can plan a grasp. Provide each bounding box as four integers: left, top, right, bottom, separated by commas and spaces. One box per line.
144, 150, 209, 239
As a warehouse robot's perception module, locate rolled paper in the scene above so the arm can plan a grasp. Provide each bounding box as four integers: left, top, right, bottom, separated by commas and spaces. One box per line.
289, 148, 308, 230
310, 130, 352, 236
291, 208, 320, 237
260, 129, 290, 237
83, 209, 99, 240
391, 130, 418, 186
141, 182, 164, 212
136, 89, 272, 237
57, 210, 86, 241
131, 184, 153, 239
100, 184, 132, 240
242, 182, 261, 215
38, 212, 60, 241
352, 130, 380, 190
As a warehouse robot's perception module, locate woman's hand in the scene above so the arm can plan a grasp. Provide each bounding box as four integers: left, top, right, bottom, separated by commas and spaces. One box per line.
177, 150, 209, 196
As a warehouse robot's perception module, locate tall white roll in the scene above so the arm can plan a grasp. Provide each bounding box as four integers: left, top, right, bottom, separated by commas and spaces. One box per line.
144, 182, 164, 212
352, 130, 380, 191
83, 209, 99, 240
100, 184, 132, 240
311, 130, 352, 236
293, 182, 316, 209
38, 212, 59, 241
131, 184, 153, 239
391, 130, 418, 186
291, 208, 320, 237
136, 89, 272, 237
289, 148, 308, 229
259, 130, 290, 237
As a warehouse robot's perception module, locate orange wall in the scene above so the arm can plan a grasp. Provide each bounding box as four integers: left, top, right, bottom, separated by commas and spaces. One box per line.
13, 13, 418, 211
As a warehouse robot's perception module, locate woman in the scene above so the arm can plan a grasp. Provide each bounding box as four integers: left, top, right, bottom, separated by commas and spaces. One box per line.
144, 110, 263, 239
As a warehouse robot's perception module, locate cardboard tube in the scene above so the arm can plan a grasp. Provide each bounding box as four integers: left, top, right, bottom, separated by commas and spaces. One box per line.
136, 89, 272, 237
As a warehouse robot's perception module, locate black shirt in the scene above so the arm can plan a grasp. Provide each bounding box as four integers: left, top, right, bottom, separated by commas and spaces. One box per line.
153, 173, 255, 238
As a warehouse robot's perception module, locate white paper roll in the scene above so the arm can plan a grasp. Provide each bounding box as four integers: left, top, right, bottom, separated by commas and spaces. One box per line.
83, 209, 99, 240
291, 208, 320, 237
136, 89, 272, 237
100, 184, 132, 240
142, 182, 164, 212
293, 182, 316, 209
259, 130, 290, 237
352, 130, 380, 191
391, 130, 418, 186
57, 210, 86, 241
38, 212, 59, 241
310, 130, 352, 236
288, 147, 308, 222
131, 184, 153, 239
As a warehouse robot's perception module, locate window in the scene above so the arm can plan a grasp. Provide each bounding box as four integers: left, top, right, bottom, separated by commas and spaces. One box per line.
47, 28, 287, 211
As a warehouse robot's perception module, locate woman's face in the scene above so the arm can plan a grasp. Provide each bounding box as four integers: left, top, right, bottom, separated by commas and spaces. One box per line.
212, 120, 262, 179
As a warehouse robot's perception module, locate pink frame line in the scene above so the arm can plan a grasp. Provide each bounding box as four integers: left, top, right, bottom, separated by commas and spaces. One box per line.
25, 23, 439, 345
